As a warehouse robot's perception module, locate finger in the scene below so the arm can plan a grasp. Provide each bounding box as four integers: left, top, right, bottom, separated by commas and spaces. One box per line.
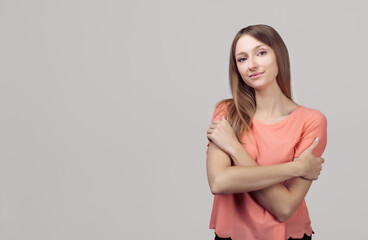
210, 122, 221, 129
210, 121, 225, 129
209, 122, 222, 128
213, 119, 227, 125
307, 137, 320, 152
208, 124, 216, 130
222, 115, 225, 120
207, 134, 213, 141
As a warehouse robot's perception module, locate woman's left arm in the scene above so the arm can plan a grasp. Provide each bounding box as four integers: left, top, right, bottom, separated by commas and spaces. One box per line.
230, 140, 321, 222
257, 111, 327, 222
207, 112, 327, 222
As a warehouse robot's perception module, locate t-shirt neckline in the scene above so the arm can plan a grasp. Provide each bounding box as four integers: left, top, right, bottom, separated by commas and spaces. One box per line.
252, 105, 303, 127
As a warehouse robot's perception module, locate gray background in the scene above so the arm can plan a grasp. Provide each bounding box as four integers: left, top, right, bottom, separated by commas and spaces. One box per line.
0, 0, 366, 239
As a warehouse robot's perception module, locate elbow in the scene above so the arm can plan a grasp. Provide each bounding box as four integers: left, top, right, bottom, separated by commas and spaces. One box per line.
274, 206, 294, 222
209, 177, 226, 195
276, 213, 289, 223
210, 186, 221, 195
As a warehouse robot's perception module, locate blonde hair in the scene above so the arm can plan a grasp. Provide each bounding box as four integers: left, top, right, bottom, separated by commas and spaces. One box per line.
219, 24, 292, 142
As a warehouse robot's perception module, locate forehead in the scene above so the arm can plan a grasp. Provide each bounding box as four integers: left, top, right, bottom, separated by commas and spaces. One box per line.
235, 35, 268, 54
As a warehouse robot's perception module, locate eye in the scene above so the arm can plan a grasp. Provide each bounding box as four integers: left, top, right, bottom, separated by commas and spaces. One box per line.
258, 50, 267, 56
237, 57, 247, 62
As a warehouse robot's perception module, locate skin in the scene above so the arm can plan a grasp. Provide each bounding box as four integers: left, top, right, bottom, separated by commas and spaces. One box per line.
206, 35, 325, 222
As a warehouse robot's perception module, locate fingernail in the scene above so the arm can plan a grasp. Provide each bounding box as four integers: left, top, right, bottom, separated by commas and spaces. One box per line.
315, 137, 319, 142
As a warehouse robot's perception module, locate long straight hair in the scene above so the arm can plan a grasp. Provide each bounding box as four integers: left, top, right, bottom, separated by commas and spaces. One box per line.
218, 24, 292, 142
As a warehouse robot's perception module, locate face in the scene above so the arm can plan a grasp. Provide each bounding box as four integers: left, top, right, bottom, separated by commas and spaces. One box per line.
235, 34, 279, 91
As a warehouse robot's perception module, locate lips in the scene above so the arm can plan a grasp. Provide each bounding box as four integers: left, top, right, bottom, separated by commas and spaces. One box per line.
249, 72, 263, 77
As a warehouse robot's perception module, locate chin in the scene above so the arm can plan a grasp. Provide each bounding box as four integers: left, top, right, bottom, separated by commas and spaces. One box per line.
246, 81, 269, 90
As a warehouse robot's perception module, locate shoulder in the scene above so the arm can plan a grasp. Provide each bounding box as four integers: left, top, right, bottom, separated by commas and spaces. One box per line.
211, 98, 233, 119
294, 106, 328, 156
300, 106, 327, 128
298, 106, 327, 125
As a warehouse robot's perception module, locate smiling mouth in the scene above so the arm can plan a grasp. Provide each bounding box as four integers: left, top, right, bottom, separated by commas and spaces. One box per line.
249, 72, 263, 77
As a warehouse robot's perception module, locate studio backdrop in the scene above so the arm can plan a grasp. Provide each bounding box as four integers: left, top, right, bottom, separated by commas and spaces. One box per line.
0, 0, 367, 239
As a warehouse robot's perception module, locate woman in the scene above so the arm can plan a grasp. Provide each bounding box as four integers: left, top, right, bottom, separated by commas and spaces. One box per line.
206, 24, 327, 240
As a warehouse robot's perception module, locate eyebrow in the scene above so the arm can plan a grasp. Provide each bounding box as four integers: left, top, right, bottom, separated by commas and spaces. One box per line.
236, 44, 267, 56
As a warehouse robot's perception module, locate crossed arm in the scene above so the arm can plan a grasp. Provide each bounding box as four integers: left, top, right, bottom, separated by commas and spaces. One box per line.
206, 116, 326, 222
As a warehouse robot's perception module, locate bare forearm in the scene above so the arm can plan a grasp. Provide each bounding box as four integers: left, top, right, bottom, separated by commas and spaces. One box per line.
207, 142, 301, 195
228, 143, 258, 167
252, 178, 312, 221
213, 162, 300, 194
230, 143, 311, 221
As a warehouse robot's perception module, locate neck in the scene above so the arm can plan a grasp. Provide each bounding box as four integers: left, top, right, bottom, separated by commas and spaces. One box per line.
254, 81, 295, 117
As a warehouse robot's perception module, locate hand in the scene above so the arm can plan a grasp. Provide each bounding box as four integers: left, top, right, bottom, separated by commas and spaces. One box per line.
294, 138, 325, 180
207, 116, 240, 155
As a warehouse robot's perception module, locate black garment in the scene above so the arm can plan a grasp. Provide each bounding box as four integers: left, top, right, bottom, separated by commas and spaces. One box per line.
215, 233, 311, 240
215, 235, 231, 240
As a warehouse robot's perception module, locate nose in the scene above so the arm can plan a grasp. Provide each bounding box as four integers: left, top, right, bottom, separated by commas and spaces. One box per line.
248, 57, 258, 71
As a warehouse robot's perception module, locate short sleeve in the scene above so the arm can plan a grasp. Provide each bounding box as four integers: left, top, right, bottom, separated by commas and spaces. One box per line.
206, 101, 230, 154
294, 110, 328, 158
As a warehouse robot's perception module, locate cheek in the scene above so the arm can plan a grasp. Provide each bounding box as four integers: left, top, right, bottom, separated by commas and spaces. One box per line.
270, 64, 278, 77
264, 59, 278, 77
236, 65, 248, 79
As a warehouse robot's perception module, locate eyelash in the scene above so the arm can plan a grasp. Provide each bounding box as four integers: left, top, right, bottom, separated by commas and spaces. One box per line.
237, 50, 267, 62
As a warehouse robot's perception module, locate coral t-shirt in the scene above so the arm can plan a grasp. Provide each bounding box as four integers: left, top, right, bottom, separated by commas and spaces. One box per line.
206, 101, 327, 240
